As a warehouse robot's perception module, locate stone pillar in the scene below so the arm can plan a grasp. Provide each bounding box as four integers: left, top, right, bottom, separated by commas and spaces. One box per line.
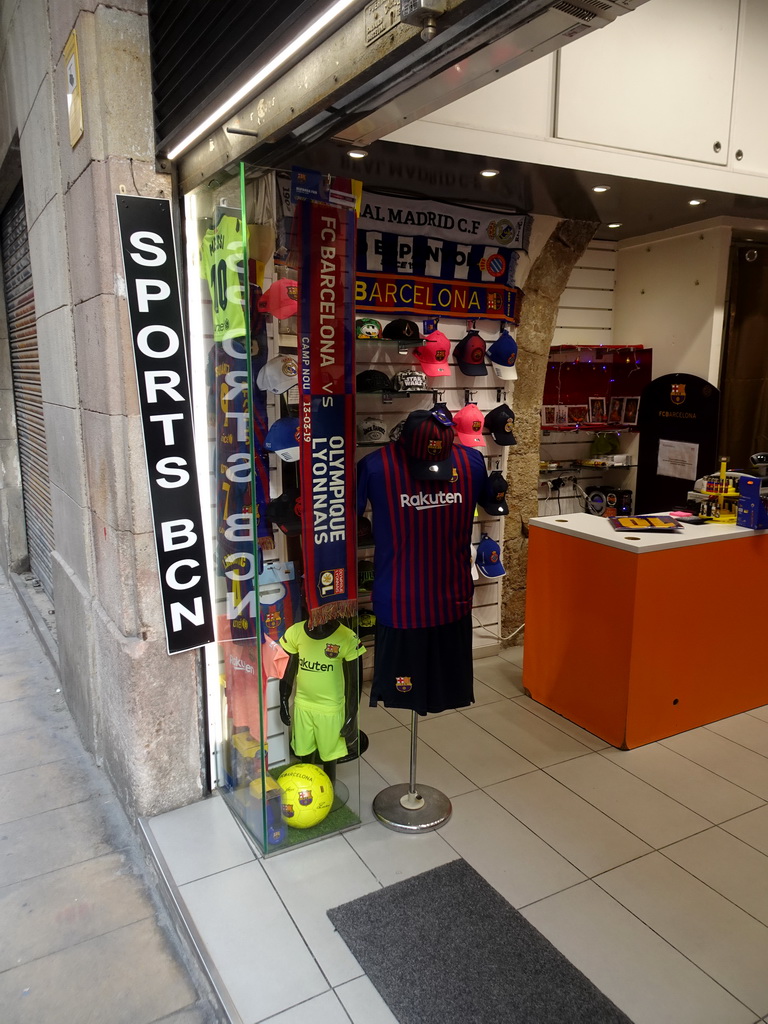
1, 0, 206, 818
501, 219, 599, 645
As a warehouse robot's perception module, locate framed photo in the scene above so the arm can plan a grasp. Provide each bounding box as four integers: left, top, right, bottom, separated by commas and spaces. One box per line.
567, 404, 589, 425
607, 396, 625, 425
555, 405, 569, 425
588, 397, 606, 424
541, 405, 557, 427
623, 396, 640, 425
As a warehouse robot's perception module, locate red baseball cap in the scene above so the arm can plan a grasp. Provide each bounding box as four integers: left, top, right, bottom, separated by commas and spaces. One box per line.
257, 278, 298, 319
413, 330, 451, 377
454, 331, 488, 377
453, 404, 486, 447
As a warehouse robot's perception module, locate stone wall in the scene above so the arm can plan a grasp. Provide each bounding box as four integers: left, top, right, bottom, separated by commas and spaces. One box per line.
0, 0, 205, 818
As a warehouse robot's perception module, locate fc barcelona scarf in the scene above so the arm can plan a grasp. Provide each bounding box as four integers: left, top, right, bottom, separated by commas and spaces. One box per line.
295, 199, 358, 625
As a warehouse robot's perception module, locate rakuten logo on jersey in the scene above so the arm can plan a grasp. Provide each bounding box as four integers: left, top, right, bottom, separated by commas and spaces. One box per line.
400, 491, 463, 509
229, 655, 255, 675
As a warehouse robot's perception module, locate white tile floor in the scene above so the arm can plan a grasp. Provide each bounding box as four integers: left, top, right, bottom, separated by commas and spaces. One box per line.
144, 646, 768, 1024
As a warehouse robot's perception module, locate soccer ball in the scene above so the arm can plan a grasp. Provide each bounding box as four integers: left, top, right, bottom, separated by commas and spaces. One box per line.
279, 763, 334, 829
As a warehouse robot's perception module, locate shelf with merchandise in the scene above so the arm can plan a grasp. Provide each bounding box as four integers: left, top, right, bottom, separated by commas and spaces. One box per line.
540, 424, 640, 433
359, 389, 437, 396
539, 462, 637, 474
356, 338, 420, 348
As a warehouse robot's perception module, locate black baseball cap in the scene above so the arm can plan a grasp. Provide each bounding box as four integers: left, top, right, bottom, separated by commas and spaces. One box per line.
480, 471, 509, 516
357, 515, 373, 543
266, 487, 302, 536
357, 610, 377, 638
398, 409, 454, 480
391, 368, 428, 392
382, 319, 421, 342
484, 403, 517, 445
356, 369, 392, 392
358, 559, 375, 592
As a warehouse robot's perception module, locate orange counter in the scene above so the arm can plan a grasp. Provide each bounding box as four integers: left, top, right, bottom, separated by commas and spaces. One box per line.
523, 513, 768, 748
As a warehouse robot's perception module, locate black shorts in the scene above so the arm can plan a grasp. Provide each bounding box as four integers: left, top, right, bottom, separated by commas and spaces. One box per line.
371, 614, 474, 716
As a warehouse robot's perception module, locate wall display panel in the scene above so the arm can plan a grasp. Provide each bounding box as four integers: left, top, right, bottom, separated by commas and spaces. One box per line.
542, 346, 652, 429
275, 172, 518, 666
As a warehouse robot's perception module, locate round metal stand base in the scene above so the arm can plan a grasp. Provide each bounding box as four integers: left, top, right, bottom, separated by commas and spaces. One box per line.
373, 783, 452, 833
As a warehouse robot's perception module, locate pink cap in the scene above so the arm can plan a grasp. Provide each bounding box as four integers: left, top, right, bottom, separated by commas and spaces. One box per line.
453, 404, 486, 447
413, 330, 452, 377
257, 278, 298, 319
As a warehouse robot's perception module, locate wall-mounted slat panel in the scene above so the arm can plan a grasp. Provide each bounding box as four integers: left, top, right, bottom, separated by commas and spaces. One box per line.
540, 241, 620, 519
556, 307, 613, 329
566, 267, 616, 290
552, 326, 613, 346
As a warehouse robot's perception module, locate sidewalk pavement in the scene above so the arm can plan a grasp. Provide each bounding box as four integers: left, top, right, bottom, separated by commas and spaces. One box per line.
0, 569, 224, 1024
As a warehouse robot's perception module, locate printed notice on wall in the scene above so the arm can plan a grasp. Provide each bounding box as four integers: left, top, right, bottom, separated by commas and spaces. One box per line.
657, 438, 699, 480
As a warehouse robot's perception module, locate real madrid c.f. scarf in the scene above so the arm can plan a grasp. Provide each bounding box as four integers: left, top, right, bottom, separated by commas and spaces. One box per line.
296, 199, 358, 625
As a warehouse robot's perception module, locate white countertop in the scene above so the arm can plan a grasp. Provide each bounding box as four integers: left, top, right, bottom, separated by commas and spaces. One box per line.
529, 512, 766, 553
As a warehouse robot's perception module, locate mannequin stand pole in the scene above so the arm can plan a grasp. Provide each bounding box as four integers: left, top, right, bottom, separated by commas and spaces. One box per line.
372, 711, 452, 833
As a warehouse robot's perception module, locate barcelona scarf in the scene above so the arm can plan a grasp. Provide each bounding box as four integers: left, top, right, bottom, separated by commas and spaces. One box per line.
296, 199, 358, 625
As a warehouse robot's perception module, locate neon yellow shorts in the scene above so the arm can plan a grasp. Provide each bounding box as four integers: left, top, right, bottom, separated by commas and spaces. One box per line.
291, 703, 347, 763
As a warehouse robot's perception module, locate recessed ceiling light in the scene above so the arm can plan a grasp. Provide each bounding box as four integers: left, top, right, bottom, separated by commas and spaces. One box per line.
592, 185, 610, 193
607, 222, 622, 229
480, 169, 499, 178
347, 149, 368, 159
688, 198, 706, 206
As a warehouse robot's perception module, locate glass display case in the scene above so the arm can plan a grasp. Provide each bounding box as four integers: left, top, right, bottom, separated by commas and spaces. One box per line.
184, 164, 361, 855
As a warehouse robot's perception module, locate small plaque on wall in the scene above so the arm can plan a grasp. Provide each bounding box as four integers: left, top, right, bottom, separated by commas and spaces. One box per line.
63, 30, 84, 148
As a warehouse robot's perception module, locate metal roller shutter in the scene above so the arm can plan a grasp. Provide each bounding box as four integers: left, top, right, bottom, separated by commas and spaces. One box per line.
1, 188, 54, 598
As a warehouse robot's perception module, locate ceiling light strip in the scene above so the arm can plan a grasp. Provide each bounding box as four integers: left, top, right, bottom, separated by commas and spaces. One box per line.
166, 0, 359, 161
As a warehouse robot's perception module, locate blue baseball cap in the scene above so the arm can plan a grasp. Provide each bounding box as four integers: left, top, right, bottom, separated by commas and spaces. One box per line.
475, 535, 506, 578
264, 417, 300, 462
399, 409, 454, 480
488, 330, 518, 380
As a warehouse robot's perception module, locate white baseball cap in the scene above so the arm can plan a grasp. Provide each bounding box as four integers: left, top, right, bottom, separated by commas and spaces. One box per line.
256, 355, 298, 395
358, 417, 387, 443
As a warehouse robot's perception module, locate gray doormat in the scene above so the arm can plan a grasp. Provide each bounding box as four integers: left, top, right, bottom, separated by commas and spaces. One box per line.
328, 859, 632, 1024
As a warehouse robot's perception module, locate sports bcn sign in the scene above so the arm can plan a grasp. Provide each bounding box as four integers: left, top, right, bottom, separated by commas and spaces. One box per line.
116, 195, 214, 654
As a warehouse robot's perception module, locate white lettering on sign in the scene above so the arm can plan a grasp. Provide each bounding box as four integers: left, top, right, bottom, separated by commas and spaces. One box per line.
161, 519, 197, 550
135, 279, 171, 311
128, 231, 166, 266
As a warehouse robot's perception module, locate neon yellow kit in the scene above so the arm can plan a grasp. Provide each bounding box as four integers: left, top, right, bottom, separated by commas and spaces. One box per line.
280, 621, 364, 762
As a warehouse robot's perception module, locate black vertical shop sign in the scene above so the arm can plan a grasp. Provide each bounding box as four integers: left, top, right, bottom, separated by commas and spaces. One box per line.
116, 195, 214, 653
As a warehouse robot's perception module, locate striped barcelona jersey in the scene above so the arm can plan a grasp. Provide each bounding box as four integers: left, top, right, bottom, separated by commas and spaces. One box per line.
357, 442, 490, 628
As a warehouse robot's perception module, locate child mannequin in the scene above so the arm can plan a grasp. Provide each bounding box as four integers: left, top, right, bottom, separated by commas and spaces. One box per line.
279, 619, 363, 784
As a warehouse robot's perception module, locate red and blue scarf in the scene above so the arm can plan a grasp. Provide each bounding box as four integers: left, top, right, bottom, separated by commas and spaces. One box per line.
295, 199, 358, 625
